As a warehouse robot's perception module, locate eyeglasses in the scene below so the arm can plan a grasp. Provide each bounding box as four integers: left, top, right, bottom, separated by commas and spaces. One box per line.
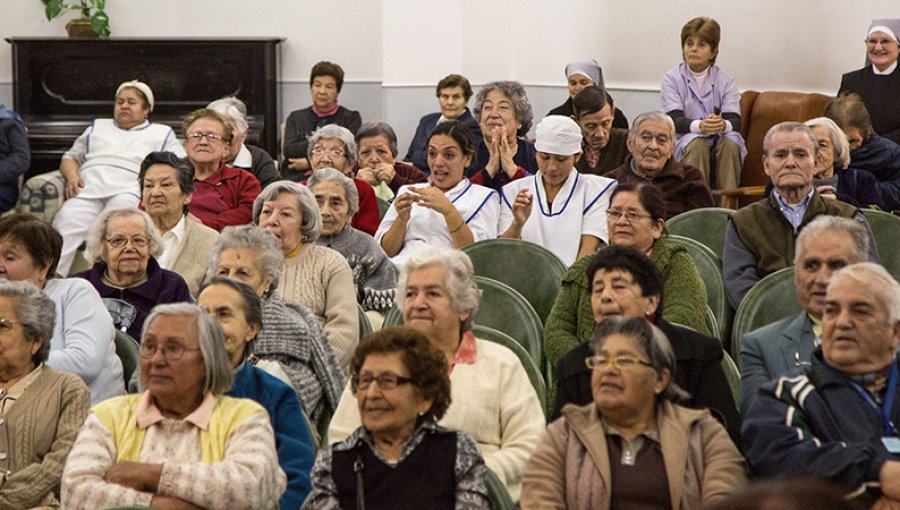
585, 355, 654, 370
353, 373, 415, 391
139, 342, 201, 361
311, 148, 346, 159
106, 236, 149, 249
186, 132, 225, 143
866, 38, 897, 47
0, 317, 19, 333
606, 210, 654, 223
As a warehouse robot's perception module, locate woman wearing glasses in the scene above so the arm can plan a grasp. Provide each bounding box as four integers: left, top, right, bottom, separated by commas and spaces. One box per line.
522, 316, 745, 510
72, 207, 191, 340
309, 326, 489, 508
182, 109, 262, 231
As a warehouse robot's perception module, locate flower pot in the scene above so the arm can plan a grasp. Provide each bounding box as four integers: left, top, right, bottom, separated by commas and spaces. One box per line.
66, 18, 99, 38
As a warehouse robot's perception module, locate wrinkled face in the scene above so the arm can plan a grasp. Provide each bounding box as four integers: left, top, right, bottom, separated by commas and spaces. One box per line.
224, 118, 246, 162
843, 127, 865, 151
591, 333, 667, 417
310, 75, 339, 110
312, 181, 352, 236
607, 191, 664, 252
114, 88, 150, 129
438, 86, 467, 120
536, 152, 578, 188
214, 247, 272, 297
310, 137, 353, 174
810, 125, 836, 175
822, 276, 900, 375
185, 118, 230, 166
577, 104, 614, 150
140, 314, 206, 403
258, 192, 304, 254
403, 264, 468, 345
683, 36, 717, 72
427, 134, 471, 192
0, 296, 40, 375
590, 268, 658, 324
0, 238, 49, 287
794, 230, 859, 318
198, 283, 259, 368
763, 130, 817, 193
567, 74, 594, 100
866, 31, 900, 72
356, 352, 431, 440
103, 214, 151, 280
358, 135, 396, 169
479, 89, 520, 140
628, 119, 674, 175
142, 164, 191, 222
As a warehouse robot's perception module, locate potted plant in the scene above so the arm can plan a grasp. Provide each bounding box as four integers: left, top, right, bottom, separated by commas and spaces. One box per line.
40, 0, 110, 39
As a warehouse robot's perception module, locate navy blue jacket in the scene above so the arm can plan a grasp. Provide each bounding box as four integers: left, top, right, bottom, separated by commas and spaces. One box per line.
404, 108, 481, 173
0, 114, 30, 212
850, 134, 900, 211
228, 362, 315, 510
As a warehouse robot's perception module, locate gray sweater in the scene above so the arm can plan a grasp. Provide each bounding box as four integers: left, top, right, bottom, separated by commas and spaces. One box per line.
316, 226, 397, 312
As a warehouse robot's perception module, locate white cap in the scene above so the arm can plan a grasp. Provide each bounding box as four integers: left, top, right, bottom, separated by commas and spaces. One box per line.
535, 115, 583, 156
116, 80, 155, 111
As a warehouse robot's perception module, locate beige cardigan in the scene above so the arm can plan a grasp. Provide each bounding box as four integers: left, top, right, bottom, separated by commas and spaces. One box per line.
167, 217, 220, 298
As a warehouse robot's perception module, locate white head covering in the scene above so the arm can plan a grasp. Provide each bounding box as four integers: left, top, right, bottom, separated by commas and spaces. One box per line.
867, 19, 900, 42
565, 59, 604, 89
116, 80, 155, 111
535, 115, 583, 156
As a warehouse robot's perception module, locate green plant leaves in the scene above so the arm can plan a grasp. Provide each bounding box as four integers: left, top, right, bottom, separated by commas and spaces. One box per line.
91, 10, 110, 38
42, 0, 65, 20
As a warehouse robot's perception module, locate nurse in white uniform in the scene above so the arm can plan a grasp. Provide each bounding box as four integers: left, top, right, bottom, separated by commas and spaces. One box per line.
376, 119, 499, 268
499, 115, 616, 266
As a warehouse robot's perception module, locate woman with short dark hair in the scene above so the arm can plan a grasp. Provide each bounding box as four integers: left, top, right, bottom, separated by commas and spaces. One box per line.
355, 122, 427, 197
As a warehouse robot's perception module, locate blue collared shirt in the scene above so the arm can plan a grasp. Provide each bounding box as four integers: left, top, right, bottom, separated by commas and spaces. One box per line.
773, 188, 814, 232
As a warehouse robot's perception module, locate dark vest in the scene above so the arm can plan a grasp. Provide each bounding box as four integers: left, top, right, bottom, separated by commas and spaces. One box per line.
732, 189, 858, 277
333, 431, 457, 510
608, 436, 672, 510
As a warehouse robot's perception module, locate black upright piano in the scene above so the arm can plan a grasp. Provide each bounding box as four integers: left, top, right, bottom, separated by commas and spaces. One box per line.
6, 37, 282, 180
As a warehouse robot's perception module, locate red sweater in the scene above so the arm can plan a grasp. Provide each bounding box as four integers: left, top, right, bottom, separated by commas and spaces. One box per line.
189, 164, 262, 231
352, 178, 380, 236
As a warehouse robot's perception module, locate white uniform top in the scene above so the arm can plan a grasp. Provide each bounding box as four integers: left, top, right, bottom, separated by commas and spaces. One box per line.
63, 119, 185, 200
499, 170, 616, 266
376, 178, 500, 268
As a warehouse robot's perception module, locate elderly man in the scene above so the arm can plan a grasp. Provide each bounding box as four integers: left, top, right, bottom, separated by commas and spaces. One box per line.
723, 121, 878, 309
207, 96, 280, 189
743, 263, 900, 507
739, 215, 869, 413
571, 86, 629, 176
603, 111, 714, 218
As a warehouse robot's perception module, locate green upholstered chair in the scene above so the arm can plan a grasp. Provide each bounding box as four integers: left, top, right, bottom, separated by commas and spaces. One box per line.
665, 235, 730, 344
485, 467, 517, 510
473, 324, 548, 419
461, 238, 567, 325
382, 305, 403, 327
666, 207, 733, 260
861, 208, 900, 281
721, 351, 741, 410
358, 304, 373, 339
114, 330, 140, 392
730, 267, 800, 363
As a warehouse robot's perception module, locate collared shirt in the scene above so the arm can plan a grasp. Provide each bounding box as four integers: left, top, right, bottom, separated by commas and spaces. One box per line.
0, 363, 43, 415
873, 61, 898, 76
811, 315, 824, 348
136, 390, 216, 430
233, 144, 253, 168
773, 187, 814, 232
157, 214, 187, 270
601, 416, 661, 466
449, 330, 478, 373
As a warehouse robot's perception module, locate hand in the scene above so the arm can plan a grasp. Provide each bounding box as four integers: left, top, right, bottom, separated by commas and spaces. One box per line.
699, 114, 726, 134
498, 130, 518, 178
356, 167, 378, 186
816, 184, 837, 198
511, 189, 533, 227
871, 496, 900, 510
484, 127, 503, 177
287, 157, 309, 171
393, 190, 416, 222
408, 186, 454, 216
374, 162, 396, 184
105, 461, 162, 492
65, 175, 85, 199
880, 461, 900, 500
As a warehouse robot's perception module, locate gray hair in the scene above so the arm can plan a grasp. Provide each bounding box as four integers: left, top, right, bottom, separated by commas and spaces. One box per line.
307, 124, 358, 168
473, 81, 534, 137
307, 168, 360, 216
252, 181, 322, 243
397, 248, 480, 332
206, 225, 284, 297
589, 316, 690, 403
140, 303, 233, 395
207, 96, 249, 135
762, 121, 818, 158
805, 117, 851, 170
628, 112, 676, 146
831, 263, 900, 324
795, 215, 869, 265
356, 122, 399, 157
0, 280, 56, 364
84, 207, 164, 264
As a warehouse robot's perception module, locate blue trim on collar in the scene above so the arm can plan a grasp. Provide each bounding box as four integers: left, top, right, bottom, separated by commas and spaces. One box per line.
535, 171, 579, 217
583, 179, 618, 214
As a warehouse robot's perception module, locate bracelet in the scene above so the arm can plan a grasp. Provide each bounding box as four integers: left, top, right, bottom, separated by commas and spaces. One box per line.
448, 221, 464, 234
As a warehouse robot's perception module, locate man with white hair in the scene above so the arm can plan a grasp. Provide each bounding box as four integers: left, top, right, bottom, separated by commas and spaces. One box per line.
207, 96, 280, 188
743, 262, 900, 507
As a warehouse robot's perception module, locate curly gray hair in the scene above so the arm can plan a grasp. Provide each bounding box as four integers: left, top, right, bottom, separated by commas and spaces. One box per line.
0, 279, 56, 364
308, 124, 358, 168
307, 167, 360, 216
205, 225, 284, 297
84, 207, 164, 264
397, 248, 481, 332
473, 81, 534, 137
252, 181, 322, 244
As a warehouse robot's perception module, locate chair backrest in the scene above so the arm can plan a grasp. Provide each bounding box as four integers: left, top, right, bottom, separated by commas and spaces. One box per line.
114, 330, 140, 392
473, 324, 547, 419
721, 351, 741, 410
666, 208, 733, 261
485, 467, 517, 510
861, 209, 900, 281
665, 235, 730, 343
730, 267, 800, 360
358, 304, 373, 339
461, 238, 567, 325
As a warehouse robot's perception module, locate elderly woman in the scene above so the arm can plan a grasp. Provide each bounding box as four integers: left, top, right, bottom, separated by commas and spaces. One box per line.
405, 74, 482, 172
329, 248, 545, 500
0, 213, 123, 404
522, 317, 745, 509
207, 96, 280, 188
183, 108, 262, 231
310, 326, 488, 508
356, 121, 427, 199
469, 80, 538, 190
309, 168, 397, 316
282, 61, 362, 178
500, 115, 617, 266
253, 181, 359, 372
52, 80, 184, 276
548, 59, 629, 129
0, 280, 90, 508
138, 151, 220, 297
61, 303, 286, 509
839, 18, 900, 145
206, 225, 345, 421
72, 207, 191, 340
198, 277, 315, 509
547, 245, 739, 442
661, 17, 746, 192
376, 120, 500, 268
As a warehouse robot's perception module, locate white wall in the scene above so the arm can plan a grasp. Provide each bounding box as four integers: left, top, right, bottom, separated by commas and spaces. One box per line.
1, 0, 897, 154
